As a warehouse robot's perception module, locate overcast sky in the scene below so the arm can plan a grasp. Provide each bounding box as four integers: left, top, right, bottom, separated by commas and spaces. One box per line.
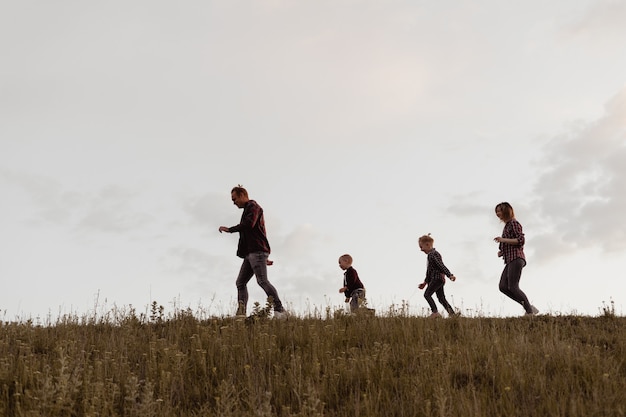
2, 0, 625, 320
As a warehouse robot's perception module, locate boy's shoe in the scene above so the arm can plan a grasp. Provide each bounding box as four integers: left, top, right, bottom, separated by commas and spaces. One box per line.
446, 308, 460, 317
273, 310, 290, 320
429, 312, 442, 318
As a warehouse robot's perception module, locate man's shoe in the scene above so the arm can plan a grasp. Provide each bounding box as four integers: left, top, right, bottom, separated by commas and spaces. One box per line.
429, 312, 442, 318
273, 310, 290, 320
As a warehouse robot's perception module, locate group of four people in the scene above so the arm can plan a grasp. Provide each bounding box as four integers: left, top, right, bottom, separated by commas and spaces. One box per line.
219, 186, 537, 318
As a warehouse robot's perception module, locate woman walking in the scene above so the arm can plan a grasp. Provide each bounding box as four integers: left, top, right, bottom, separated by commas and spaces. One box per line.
493, 202, 538, 316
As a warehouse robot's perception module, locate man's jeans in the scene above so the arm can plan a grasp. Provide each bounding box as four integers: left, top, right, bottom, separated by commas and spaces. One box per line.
236, 252, 284, 314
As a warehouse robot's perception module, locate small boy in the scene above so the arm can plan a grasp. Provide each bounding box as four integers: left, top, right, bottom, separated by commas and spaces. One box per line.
338, 254, 366, 313
418, 234, 458, 318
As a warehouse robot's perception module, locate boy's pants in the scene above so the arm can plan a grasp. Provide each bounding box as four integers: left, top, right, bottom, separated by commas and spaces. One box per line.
347, 288, 366, 312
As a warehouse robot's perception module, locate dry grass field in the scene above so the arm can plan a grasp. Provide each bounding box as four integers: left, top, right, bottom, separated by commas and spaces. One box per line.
1, 302, 624, 417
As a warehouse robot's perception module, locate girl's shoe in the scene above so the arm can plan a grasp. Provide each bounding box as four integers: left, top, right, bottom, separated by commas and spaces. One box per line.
446, 308, 460, 317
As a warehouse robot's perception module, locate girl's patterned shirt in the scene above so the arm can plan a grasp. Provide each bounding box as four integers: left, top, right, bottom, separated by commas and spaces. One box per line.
425, 249, 452, 283
499, 219, 526, 265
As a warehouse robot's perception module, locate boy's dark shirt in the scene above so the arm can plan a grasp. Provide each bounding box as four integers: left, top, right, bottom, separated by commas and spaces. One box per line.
425, 249, 453, 283
343, 266, 364, 296
227, 200, 271, 258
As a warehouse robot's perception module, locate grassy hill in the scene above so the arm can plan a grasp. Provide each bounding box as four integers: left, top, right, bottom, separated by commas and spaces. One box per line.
1, 304, 624, 416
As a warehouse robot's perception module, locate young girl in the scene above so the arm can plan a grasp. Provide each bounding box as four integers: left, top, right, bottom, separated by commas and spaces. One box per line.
493, 202, 538, 316
418, 234, 458, 318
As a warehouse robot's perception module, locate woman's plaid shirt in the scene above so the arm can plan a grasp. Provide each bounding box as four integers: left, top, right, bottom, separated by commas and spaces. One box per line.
499, 219, 526, 265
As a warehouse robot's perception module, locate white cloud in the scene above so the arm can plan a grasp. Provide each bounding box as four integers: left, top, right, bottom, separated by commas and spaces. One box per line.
182, 191, 234, 234
564, 1, 626, 39
1, 169, 155, 234
75, 186, 155, 234
162, 246, 229, 278
532, 87, 626, 260
2, 1, 626, 318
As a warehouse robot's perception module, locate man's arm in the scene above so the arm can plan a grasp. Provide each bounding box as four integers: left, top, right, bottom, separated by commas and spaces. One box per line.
228, 203, 261, 233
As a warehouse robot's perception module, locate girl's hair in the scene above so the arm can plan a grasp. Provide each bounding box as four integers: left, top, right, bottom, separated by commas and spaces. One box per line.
231, 185, 248, 198
495, 202, 515, 222
339, 254, 353, 265
418, 234, 434, 244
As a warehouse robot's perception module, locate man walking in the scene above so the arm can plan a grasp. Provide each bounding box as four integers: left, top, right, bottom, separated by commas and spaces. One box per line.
219, 185, 288, 318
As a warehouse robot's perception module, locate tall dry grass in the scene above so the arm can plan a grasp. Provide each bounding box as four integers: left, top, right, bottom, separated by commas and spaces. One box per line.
1, 303, 624, 416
